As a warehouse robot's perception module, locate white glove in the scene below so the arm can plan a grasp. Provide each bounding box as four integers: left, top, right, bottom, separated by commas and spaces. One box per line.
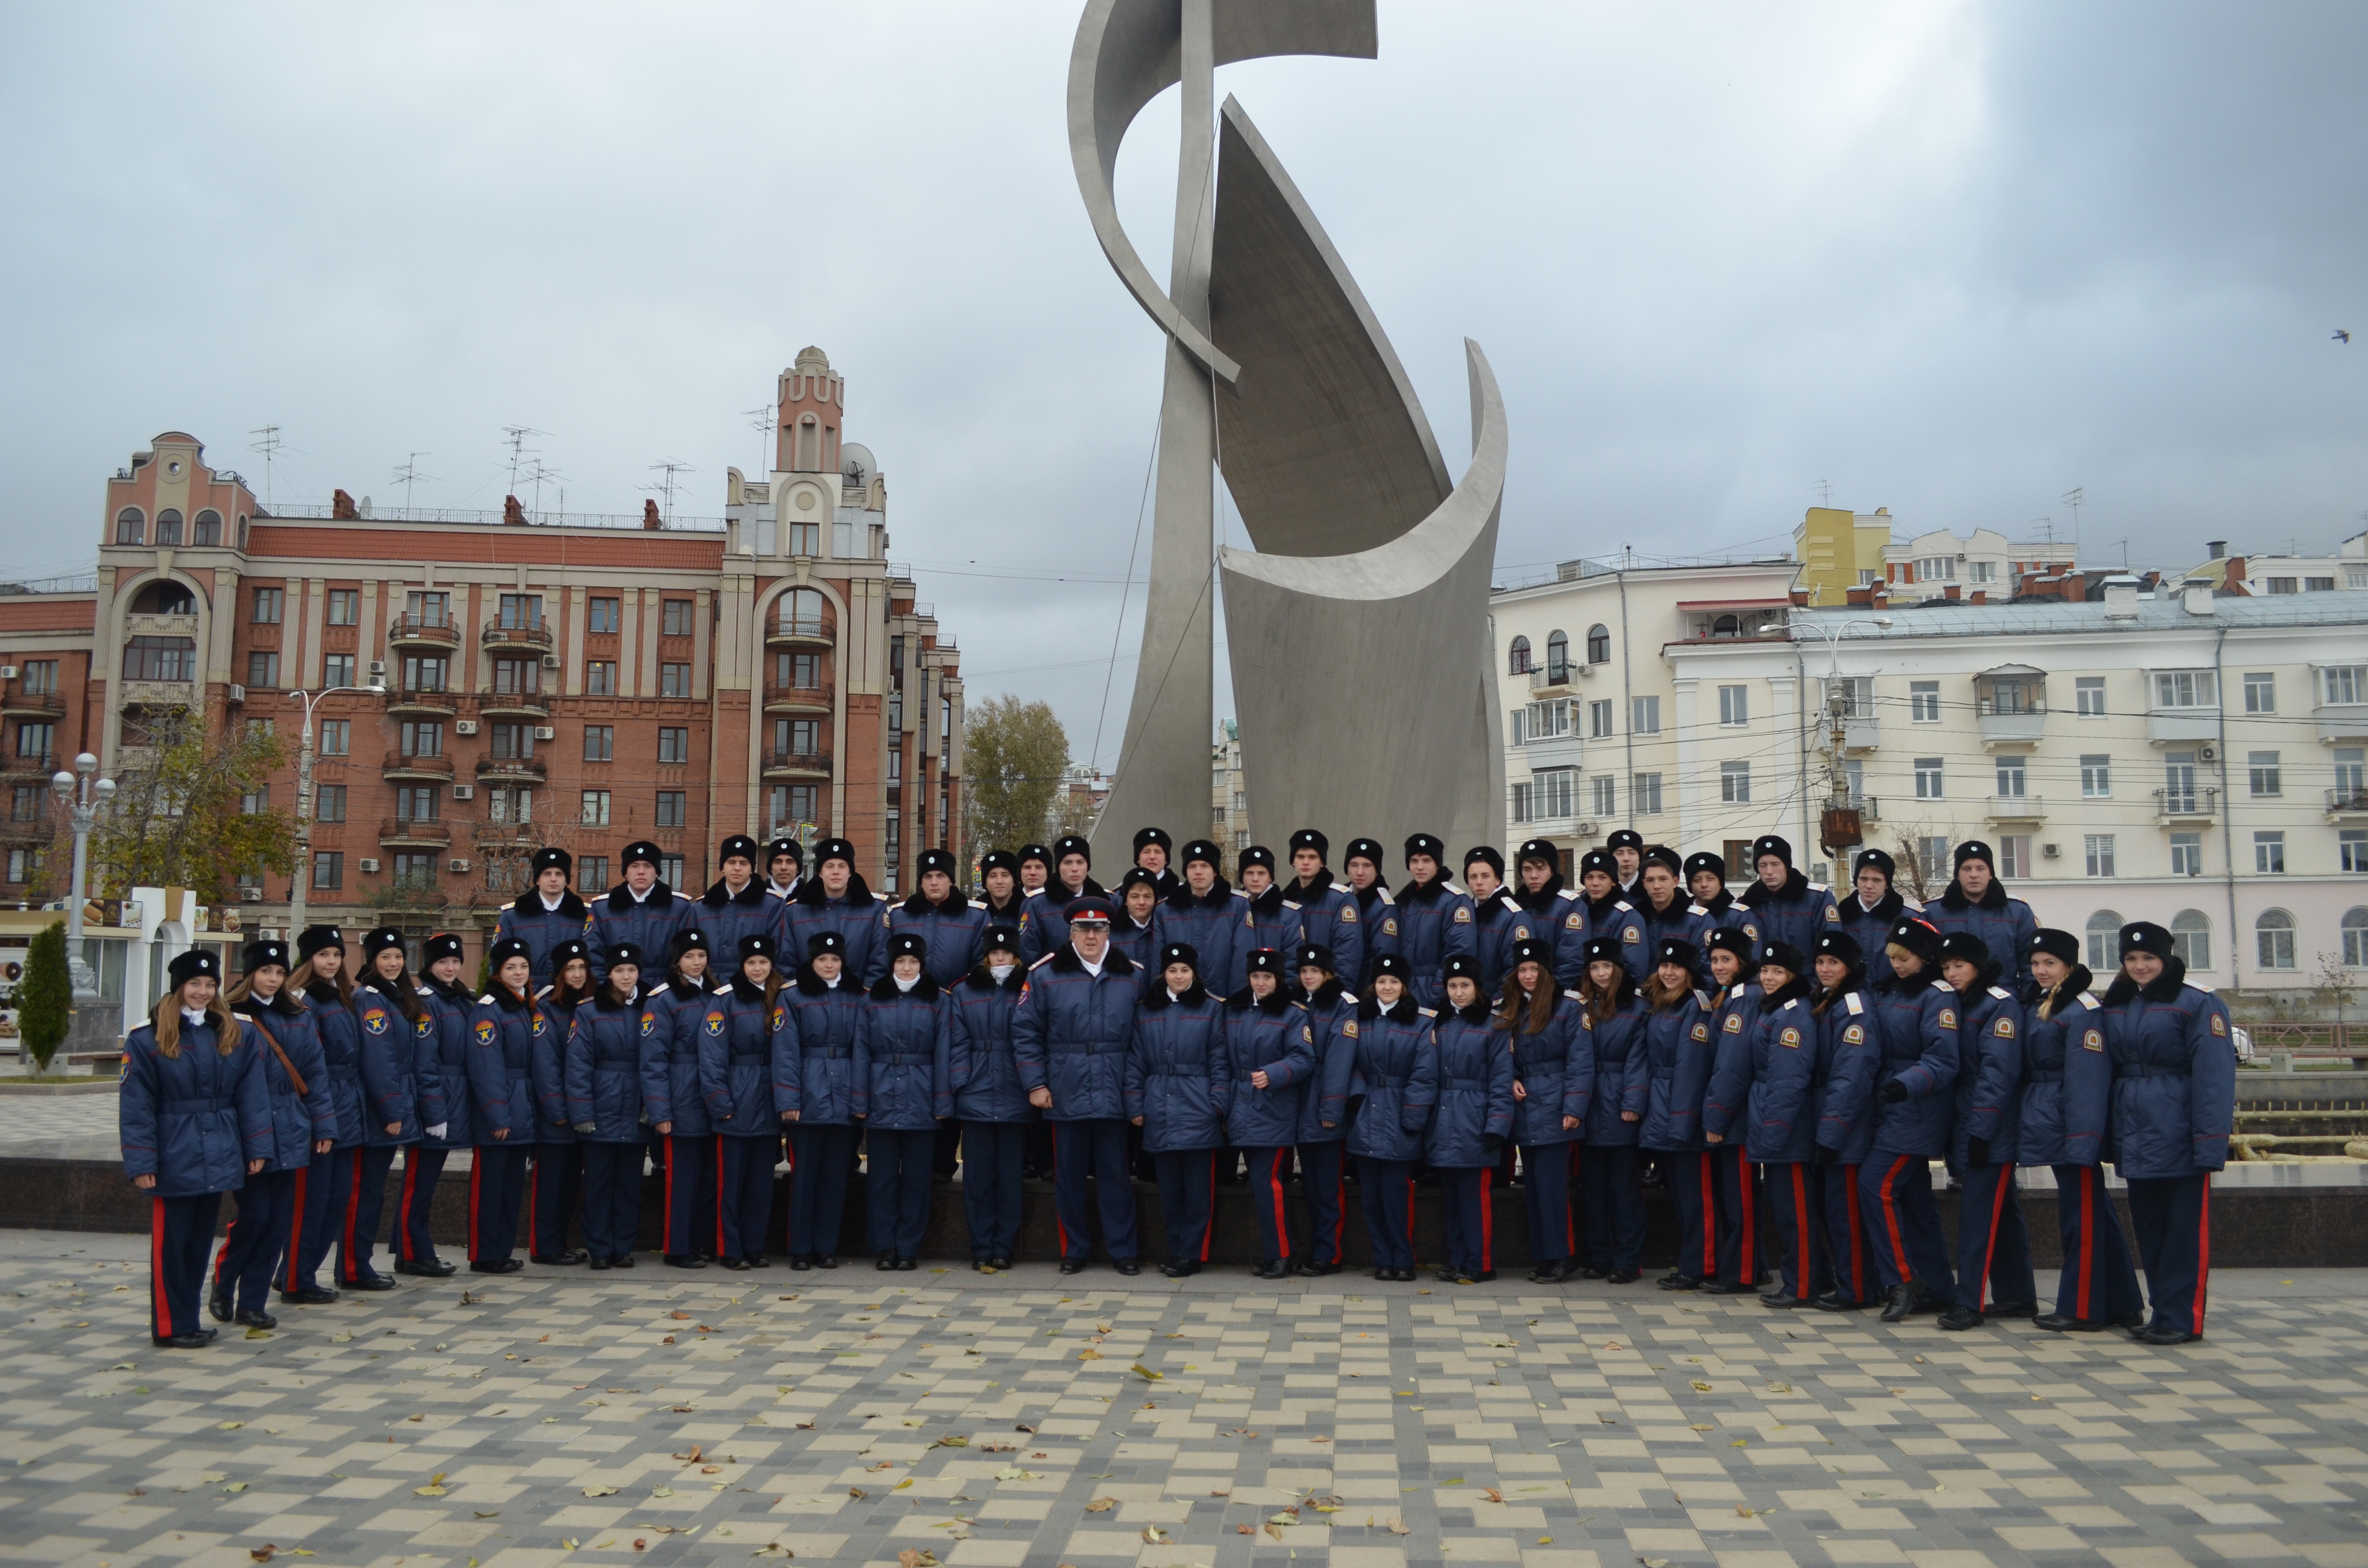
425, 1123, 448, 1140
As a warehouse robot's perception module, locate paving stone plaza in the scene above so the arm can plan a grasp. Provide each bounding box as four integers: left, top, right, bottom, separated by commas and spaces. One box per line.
2, 1229, 2364, 1568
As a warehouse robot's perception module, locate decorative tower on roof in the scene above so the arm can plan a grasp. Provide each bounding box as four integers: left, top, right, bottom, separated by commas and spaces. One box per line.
777, 347, 844, 476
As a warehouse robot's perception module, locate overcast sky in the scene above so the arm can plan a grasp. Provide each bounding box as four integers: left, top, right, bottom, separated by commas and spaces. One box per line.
3, 2, 2362, 765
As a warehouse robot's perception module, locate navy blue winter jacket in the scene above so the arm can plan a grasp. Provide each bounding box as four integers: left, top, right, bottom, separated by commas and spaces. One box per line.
415, 979, 481, 1150
778, 970, 864, 1125
1639, 990, 1716, 1153
2101, 958, 2234, 1179
302, 980, 368, 1148
1125, 982, 1232, 1152
1505, 988, 1591, 1147
1390, 878, 1477, 1010
1813, 987, 1881, 1164
2016, 972, 2108, 1167
855, 974, 953, 1130
1295, 980, 1360, 1142
119, 1011, 272, 1197
1221, 989, 1316, 1148
565, 990, 653, 1142
785, 876, 891, 988
1012, 943, 1141, 1122
1949, 973, 2025, 1170
494, 891, 598, 988
530, 990, 578, 1142
705, 976, 792, 1134
1924, 882, 2039, 992
589, 883, 694, 982
1288, 871, 1367, 989
640, 976, 716, 1138
1344, 997, 1440, 1162
1425, 1001, 1514, 1168
949, 966, 1031, 1123
228, 991, 334, 1173
888, 890, 990, 989
353, 982, 430, 1146
1152, 881, 1250, 997
695, 878, 789, 968
1581, 992, 1652, 1146
1867, 970, 1960, 1159
1732, 870, 1842, 959
468, 987, 543, 1145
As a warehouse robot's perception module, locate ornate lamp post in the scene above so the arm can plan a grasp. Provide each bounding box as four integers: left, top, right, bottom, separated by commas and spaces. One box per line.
49, 752, 115, 996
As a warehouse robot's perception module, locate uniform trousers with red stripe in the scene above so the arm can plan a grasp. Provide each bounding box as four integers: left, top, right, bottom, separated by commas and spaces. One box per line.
213, 1169, 296, 1314
865, 1127, 937, 1259
1712, 1145, 1762, 1286
529, 1142, 581, 1259
661, 1134, 717, 1260
1859, 1152, 1953, 1295
578, 1140, 643, 1260
1518, 1142, 1577, 1262
1151, 1148, 1217, 1264
1356, 1155, 1418, 1270
339, 1145, 398, 1283
1437, 1165, 1494, 1277
1761, 1160, 1830, 1300
1663, 1148, 1720, 1281
961, 1121, 1027, 1261
1951, 1161, 2035, 1312
1049, 1118, 1138, 1261
1240, 1147, 1294, 1263
1821, 1162, 1878, 1305
1581, 1145, 1645, 1274
396, 1147, 449, 1265
2049, 1164, 2142, 1324
1295, 1139, 1348, 1264
286, 1144, 353, 1295
2126, 1172, 2212, 1336
468, 1143, 529, 1263
716, 1134, 780, 1261
150, 1193, 222, 1340
788, 1123, 856, 1257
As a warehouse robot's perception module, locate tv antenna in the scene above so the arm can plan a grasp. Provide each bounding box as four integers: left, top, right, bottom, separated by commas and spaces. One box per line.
644, 459, 698, 525
501, 426, 552, 495
521, 457, 564, 519
248, 426, 283, 506
391, 452, 435, 511
2061, 487, 2084, 553
1813, 478, 1833, 505
742, 405, 775, 477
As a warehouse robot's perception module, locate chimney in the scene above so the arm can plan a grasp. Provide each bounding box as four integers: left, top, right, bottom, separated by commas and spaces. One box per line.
1789, 588, 1811, 607
642, 499, 663, 531
1943, 584, 1961, 600
2221, 555, 2249, 593
2102, 576, 2141, 619
2184, 584, 2215, 616
2207, 540, 2226, 559
1968, 588, 1986, 605
503, 495, 526, 526
1845, 585, 1873, 607
331, 488, 359, 521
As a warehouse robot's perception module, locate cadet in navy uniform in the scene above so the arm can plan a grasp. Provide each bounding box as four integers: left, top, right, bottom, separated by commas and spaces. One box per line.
1426, 953, 1512, 1284
591, 841, 692, 982
1576, 937, 1651, 1283
1697, 927, 1763, 1293
1707, 941, 1826, 1308
1606, 828, 1645, 898
121, 950, 272, 1347
1932, 931, 2033, 1329
1576, 851, 1646, 982
699, 834, 789, 962
891, 848, 990, 988
706, 934, 792, 1269
1347, 953, 1439, 1281
778, 931, 864, 1268
1834, 848, 1919, 960
399, 933, 476, 1277
282, 926, 362, 1304
1501, 936, 1591, 1283
1510, 839, 1589, 990
1283, 830, 1365, 989
1640, 939, 1719, 1289
1461, 847, 1524, 995
1807, 931, 1882, 1311
788, 837, 891, 987
1154, 839, 1246, 995
1014, 895, 1142, 1274
467, 937, 540, 1274
950, 926, 1031, 1270
1685, 851, 1751, 936
211, 939, 333, 1329
1923, 840, 2039, 992
1126, 942, 1232, 1275
763, 836, 804, 902
857, 931, 951, 1268
1223, 948, 1316, 1278
2019, 928, 2141, 1332
977, 849, 1030, 937
1111, 869, 1166, 974
2102, 920, 2234, 1344
528, 941, 594, 1265
344, 930, 433, 1292
1014, 842, 1054, 903
1630, 848, 1708, 983
643, 928, 718, 1268
1021, 834, 1109, 967
1292, 943, 1358, 1275
1732, 835, 1841, 959
1343, 838, 1399, 974
1238, 846, 1304, 968
565, 944, 652, 1268
1131, 826, 1183, 898
1860, 917, 1960, 1321
494, 847, 596, 987
1390, 834, 1474, 1009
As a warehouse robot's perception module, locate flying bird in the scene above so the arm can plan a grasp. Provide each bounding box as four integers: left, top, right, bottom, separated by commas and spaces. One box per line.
2337, 329, 2353, 344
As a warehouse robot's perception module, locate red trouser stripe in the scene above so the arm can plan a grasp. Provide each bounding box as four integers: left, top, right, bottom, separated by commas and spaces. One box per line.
2195, 1178, 2211, 1335
1478, 1167, 1493, 1273
1266, 1152, 1290, 1262
1842, 1166, 1866, 1299
398, 1155, 419, 1261
2074, 1167, 2095, 1320
1050, 1127, 1070, 1257
1792, 1164, 1811, 1291
151, 1197, 173, 1337
1332, 1159, 1345, 1262
1876, 1156, 1913, 1279
1406, 1175, 1418, 1266
468, 1155, 482, 1261
1978, 1164, 2010, 1309
715, 1135, 728, 1260
662, 1137, 679, 1254
528, 1153, 540, 1254
1201, 1159, 1216, 1262
340, 1149, 365, 1281
1736, 1154, 1756, 1282
1700, 1152, 1717, 1276
284, 1164, 308, 1291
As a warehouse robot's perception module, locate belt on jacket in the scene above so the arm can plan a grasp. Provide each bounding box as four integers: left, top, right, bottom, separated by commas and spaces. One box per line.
1365, 1074, 1409, 1089
729, 1051, 767, 1064
593, 1054, 637, 1070
1048, 1041, 1119, 1054
2120, 1063, 2190, 1078
166, 1096, 235, 1113
803, 1046, 853, 1060
2028, 1069, 2063, 1083
1513, 1057, 1556, 1077
875, 1052, 934, 1065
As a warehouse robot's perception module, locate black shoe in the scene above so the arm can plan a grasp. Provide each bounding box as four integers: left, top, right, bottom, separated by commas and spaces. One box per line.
1253, 1260, 1289, 1280
234, 1308, 278, 1330
974, 1259, 999, 1274
1469, 1269, 1498, 1283
610, 1253, 635, 1268
988, 1256, 1012, 1271
469, 1258, 525, 1274
1658, 1273, 1702, 1292
1701, 1279, 1753, 1295
664, 1255, 709, 1270
791, 1256, 814, 1272
155, 1331, 217, 1348
1295, 1260, 1341, 1277
2034, 1313, 2103, 1333
1811, 1291, 1867, 1312
2109, 1311, 2145, 1330
728, 1257, 754, 1272
209, 1282, 232, 1323
1435, 1266, 1464, 1284
2138, 1323, 2201, 1345
530, 1250, 589, 1266
894, 1257, 918, 1271
876, 1256, 898, 1271
1987, 1300, 2037, 1319
1160, 1260, 1193, 1279
1761, 1293, 1812, 1310
692, 1250, 716, 1264
816, 1254, 838, 1269
1113, 1260, 1141, 1276
747, 1256, 769, 1268
1059, 1259, 1086, 1275
1606, 1269, 1641, 1285
395, 1258, 456, 1278
279, 1286, 339, 1306
1879, 1283, 1921, 1323
590, 1255, 613, 1270
1937, 1305, 1985, 1331
1581, 1264, 1609, 1280
346, 1272, 399, 1292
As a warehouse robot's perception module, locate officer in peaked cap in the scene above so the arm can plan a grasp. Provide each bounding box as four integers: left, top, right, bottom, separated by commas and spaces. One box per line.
1011, 890, 1143, 1275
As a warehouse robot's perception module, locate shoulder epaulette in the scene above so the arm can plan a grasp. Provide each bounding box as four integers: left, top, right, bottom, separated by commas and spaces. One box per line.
1028, 953, 1056, 970
1375, 888, 1395, 905
1282, 899, 1302, 910
1987, 985, 2012, 999
1556, 888, 1581, 902
1417, 1006, 1436, 1017
1024, 888, 1046, 900
1929, 979, 1952, 991
477, 992, 499, 1004
499, 899, 517, 911
2076, 992, 2101, 1010
1563, 988, 1585, 1001
415, 984, 434, 995
1810, 882, 1829, 893
1781, 998, 1800, 1010
1613, 900, 1634, 913
713, 982, 734, 994
968, 899, 988, 910
2193, 982, 2217, 995
1901, 895, 1925, 911
1687, 903, 1710, 916
1845, 993, 1865, 1014
1340, 990, 1360, 1005
872, 892, 889, 903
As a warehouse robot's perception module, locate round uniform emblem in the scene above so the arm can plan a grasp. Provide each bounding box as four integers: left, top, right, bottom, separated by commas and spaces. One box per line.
531, 1017, 547, 1037
1937, 1008, 1957, 1029
705, 1011, 728, 1037
771, 1005, 787, 1031
1565, 913, 1584, 931
414, 1017, 433, 1038
1843, 1023, 1865, 1044
2082, 1029, 2104, 1053
1623, 926, 1640, 942
475, 1019, 496, 1046
1722, 1014, 1744, 1033
640, 1012, 656, 1037
1994, 1017, 2015, 1038
363, 1010, 388, 1036
1690, 1022, 1710, 1041
1779, 1027, 1801, 1049
1341, 1021, 1359, 1038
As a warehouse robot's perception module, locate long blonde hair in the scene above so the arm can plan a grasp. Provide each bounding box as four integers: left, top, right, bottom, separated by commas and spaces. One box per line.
289, 954, 354, 1006
151, 992, 241, 1058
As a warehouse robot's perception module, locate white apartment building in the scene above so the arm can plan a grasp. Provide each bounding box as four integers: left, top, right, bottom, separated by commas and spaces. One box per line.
1882, 526, 2078, 598
2176, 532, 2368, 596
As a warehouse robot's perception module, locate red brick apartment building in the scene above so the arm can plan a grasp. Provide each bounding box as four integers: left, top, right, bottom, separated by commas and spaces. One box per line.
0, 347, 964, 962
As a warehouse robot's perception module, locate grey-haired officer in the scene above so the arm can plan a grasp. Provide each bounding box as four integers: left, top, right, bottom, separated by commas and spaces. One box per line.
1013, 894, 1143, 1275
890, 847, 990, 988
786, 837, 891, 988
591, 841, 693, 982
1286, 828, 1366, 989
494, 847, 597, 987
1391, 833, 1474, 1009
1344, 837, 1400, 973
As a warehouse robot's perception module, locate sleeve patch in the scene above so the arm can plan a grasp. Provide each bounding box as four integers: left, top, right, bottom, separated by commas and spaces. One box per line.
1690, 1022, 1710, 1041
1339, 904, 1357, 923
1565, 913, 1585, 930
1453, 906, 1472, 923
704, 1011, 728, 1036
1843, 1023, 1865, 1044
1302, 1026, 1313, 1042
1994, 1017, 2015, 1038
1722, 1014, 1744, 1033
640, 1012, 657, 1036
1779, 1027, 1802, 1048
1623, 926, 1640, 943
1341, 1021, 1359, 1039
2083, 1028, 2105, 1053
1825, 905, 1841, 921
1937, 1008, 1957, 1029
1382, 918, 1398, 937
2210, 1013, 2228, 1036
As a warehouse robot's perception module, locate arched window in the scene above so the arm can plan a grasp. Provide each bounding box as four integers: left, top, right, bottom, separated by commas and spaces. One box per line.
2343, 906, 2368, 968
2084, 909, 2123, 971
154, 508, 184, 546
1545, 630, 1569, 680
2255, 908, 2297, 971
236, 515, 249, 549
2171, 909, 2213, 971
781, 587, 827, 639
1586, 624, 1611, 665
114, 507, 144, 545
192, 509, 222, 547
1713, 613, 1740, 638
130, 580, 196, 616
123, 635, 196, 681
1508, 636, 1531, 675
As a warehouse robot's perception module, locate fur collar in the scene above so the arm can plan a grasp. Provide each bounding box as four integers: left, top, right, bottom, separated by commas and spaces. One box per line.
606, 880, 677, 914
1637, 889, 1690, 924
2023, 964, 2096, 1011
1397, 876, 1450, 906
1939, 877, 2009, 912
427, 976, 478, 1006
965, 963, 1025, 995
1848, 886, 1907, 924
1351, 882, 1389, 914
1041, 876, 1109, 910
1587, 966, 1640, 1012
1450, 999, 1493, 1026
1360, 992, 1421, 1024
2102, 956, 2188, 1006
1757, 974, 1815, 1013
868, 971, 942, 1003
518, 888, 590, 920
1292, 867, 1337, 903
1696, 888, 1736, 916
1953, 959, 2006, 1004
486, 983, 536, 1014
1873, 962, 1929, 995
793, 869, 876, 907
1471, 891, 1515, 925
1812, 967, 1868, 1013
1513, 873, 1568, 915
1296, 976, 1348, 1010
1048, 943, 1137, 977
981, 891, 1028, 921
794, 964, 855, 997
1226, 985, 1294, 1016
1141, 979, 1209, 1010
1246, 882, 1292, 919
303, 979, 345, 1008
1166, 875, 1235, 911
898, 886, 973, 918
233, 989, 303, 1018
591, 984, 643, 1012
1739, 869, 1811, 908
1582, 891, 1627, 925
703, 877, 770, 911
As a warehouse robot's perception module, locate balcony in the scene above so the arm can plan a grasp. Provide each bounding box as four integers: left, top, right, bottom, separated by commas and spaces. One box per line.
2317, 702, 2368, 743
1974, 700, 2046, 749
118, 678, 197, 709
481, 617, 554, 656
1983, 794, 2047, 822
1, 689, 63, 721
2146, 705, 2220, 745
2327, 786, 2368, 821
1, 754, 55, 783
763, 678, 834, 715
382, 747, 455, 782
1523, 734, 1584, 771
476, 753, 548, 784
478, 688, 551, 721
762, 747, 833, 780
765, 606, 837, 648
379, 815, 452, 848
386, 685, 457, 719
2154, 786, 2220, 824
123, 612, 199, 638
1839, 716, 1880, 751
387, 613, 462, 651
474, 819, 539, 850
1526, 664, 1582, 695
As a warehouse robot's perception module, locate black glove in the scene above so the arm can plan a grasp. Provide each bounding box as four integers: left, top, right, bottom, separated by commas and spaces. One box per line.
1814, 1144, 1839, 1166
1483, 1133, 1505, 1155
1880, 1078, 1910, 1104
1966, 1136, 1991, 1167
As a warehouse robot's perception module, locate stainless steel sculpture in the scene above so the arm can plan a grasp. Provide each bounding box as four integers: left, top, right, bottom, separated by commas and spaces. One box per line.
1072, 0, 1506, 861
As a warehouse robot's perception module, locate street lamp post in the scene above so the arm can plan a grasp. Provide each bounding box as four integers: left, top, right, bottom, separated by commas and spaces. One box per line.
1761, 615, 1893, 806
286, 681, 384, 939
50, 752, 115, 997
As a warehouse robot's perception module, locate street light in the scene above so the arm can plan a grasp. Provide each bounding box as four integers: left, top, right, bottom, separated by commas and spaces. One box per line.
286, 677, 386, 939
50, 752, 115, 997
1759, 615, 1893, 810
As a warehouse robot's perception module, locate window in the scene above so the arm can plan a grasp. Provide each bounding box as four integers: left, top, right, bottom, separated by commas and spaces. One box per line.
578, 855, 609, 891
404, 590, 450, 627
781, 588, 826, 638
488, 658, 537, 698
244, 717, 273, 739
114, 507, 144, 545
251, 587, 283, 624
887, 749, 903, 784
887, 691, 903, 737
1509, 782, 1532, 823
2084, 834, 2116, 878
2084, 910, 2124, 971
777, 718, 823, 757
400, 721, 443, 758
2326, 666, 2368, 705
1531, 770, 1574, 820
155, 508, 183, 546
1717, 686, 1749, 726
19, 660, 55, 695
2256, 909, 2297, 970
2080, 754, 2112, 798
2266, 577, 2298, 596
395, 785, 439, 822
660, 662, 692, 698
17, 722, 55, 761
1914, 757, 1945, 800
498, 593, 543, 629
2337, 747, 2366, 802
393, 852, 438, 881
659, 855, 685, 888
1843, 757, 1865, 804
1995, 758, 2026, 798
2171, 910, 2213, 970
3, 848, 32, 885
654, 790, 686, 828
1631, 695, 1660, 735
319, 719, 349, 756
1523, 698, 1573, 741
777, 651, 822, 689
788, 519, 820, 557
588, 596, 620, 634
1968, 560, 1997, 584
2154, 670, 2217, 708
661, 599, 696, 637
770, 785, 818, 833
123, 635, 196, 681
2243, 673, 2276, 713
2350, 833, 2368, 874
1917, 837, 1950, 884
246, 650, 280, 689
314, 784, 346, 823
489, 786, 531, 825
1822, 675, 1873, 718
1710, 614, 1741, 638
2171, 833, 2205, 877
326, 588, 358, 625
2248, 750, 2281, 797
2255, 831, 2286, 874
580, 790, 612, 827
2075, 676, 2107, 717
238, 783, 271, 816
312, 852, 343, 890
2344, 908, 2368, 968
401, 654, 448, 693
2162, 751, 2199, 813
1915, 555, 1956, 582
487, 723, 532, 760
1545, 631, 1569, 680
1508, 636, 1531, 675
657, 726, 689, 764
1633, 772, 1663, 815
583, 725, 613, 762
1590, 775, 1617, 818
1998, 835, 2031, 880
1720, 761, 1751, 804
10, 785, 37, 822
323, 653, 356, 688
585, 661, 616, 696
1586, 624, 1611, 665
1588, 699, 1615, 739
1910, 681, 1940, 723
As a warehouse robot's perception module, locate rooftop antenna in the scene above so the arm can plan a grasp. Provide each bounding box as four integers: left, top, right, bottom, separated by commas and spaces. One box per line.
2060, 486, 2083, 553
643, 459, 698, 526
521, 456, 564, 519
247, 426, 282, 507
742, 405, 775, 477
501, 426, 552, 495
1813, 478, 1834, 505
391, 452, 435, 511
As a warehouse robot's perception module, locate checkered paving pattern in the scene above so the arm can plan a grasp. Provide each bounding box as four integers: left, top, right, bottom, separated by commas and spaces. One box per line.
1, 1231, 2364, 1568
0, 1095, 121, 1144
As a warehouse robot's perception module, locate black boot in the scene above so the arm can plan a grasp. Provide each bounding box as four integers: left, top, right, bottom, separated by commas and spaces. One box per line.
209, 1279, 232, 1323
1879, 1282, 1921, 1323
